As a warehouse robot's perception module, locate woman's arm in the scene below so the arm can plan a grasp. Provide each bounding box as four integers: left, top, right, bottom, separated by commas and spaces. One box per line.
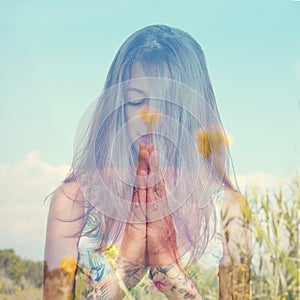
149, 263, 203, 300
219, 190, 252, 300
44, 181, 84, 300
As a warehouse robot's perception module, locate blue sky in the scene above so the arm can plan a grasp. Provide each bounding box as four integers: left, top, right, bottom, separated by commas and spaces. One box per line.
0, 0, 299, 260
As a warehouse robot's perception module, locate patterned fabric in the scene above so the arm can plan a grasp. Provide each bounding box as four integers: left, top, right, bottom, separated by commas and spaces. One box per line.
74, 191, 223, 299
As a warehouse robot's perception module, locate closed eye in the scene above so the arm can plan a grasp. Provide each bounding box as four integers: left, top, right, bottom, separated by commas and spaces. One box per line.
127, 98, 147, 106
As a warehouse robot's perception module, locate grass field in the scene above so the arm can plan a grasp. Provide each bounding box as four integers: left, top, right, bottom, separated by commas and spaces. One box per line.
0, 289, 42, 300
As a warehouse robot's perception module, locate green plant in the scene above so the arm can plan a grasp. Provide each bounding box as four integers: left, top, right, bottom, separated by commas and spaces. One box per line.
248, 175, 299, 299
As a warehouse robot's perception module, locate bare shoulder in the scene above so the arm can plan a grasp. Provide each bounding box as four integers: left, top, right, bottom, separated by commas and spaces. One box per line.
48, 180, 84, 221
222, 189, 251, 220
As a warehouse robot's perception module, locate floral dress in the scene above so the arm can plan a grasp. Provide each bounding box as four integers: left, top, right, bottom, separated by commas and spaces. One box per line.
74, 191, 224, 300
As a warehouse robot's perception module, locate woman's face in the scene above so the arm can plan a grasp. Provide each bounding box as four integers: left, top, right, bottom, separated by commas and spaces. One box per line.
125, 62, 153, 147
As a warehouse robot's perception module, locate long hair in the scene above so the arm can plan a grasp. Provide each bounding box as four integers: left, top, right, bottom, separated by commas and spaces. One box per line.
65, 24, 237, 266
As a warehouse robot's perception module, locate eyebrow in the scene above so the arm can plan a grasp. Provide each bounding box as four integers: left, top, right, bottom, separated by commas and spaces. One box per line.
126, 87, 147, 96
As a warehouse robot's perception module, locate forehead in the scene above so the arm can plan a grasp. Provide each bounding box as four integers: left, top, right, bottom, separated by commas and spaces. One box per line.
127, 61, 170, 98
127, 62, 152, 96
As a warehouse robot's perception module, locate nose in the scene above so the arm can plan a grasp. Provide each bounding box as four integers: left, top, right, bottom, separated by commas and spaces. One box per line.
140, 107, 161, 130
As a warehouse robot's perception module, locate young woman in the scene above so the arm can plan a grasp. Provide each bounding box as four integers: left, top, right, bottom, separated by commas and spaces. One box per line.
44, 25, 251, 299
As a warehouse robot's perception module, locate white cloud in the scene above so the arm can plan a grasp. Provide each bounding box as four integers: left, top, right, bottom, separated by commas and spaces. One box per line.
0, 151, 69, 261
236, 172, 283, 193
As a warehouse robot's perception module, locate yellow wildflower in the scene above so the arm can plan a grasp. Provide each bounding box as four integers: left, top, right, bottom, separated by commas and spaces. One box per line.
15, 287, 21, 295
139, 108, 161, 124
58, 256, 77, 274
104, 245, 120, 268
240, 266, 246, 272
195, 127, 229, 159
105, 245, 120, 260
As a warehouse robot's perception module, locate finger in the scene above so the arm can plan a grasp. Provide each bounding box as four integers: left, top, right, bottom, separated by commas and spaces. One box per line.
137, 143, 149, 177
148, 143, 155, 156
148, 146, 159, 185
133, 144, 149, 204
147, 149, 166, 202
148, 145, 162, 182
130, 144, 149, 224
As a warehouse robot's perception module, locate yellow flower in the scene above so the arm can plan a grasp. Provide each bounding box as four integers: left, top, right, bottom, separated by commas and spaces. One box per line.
245, 293, 250, 298
234, 291, 238, 295
195, 127, 229, 159
15, 288, 21, 295
104, 245, 120, 268
58, 256, 77, 274
139, 108, 161, 125
105, 245, 120, 260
